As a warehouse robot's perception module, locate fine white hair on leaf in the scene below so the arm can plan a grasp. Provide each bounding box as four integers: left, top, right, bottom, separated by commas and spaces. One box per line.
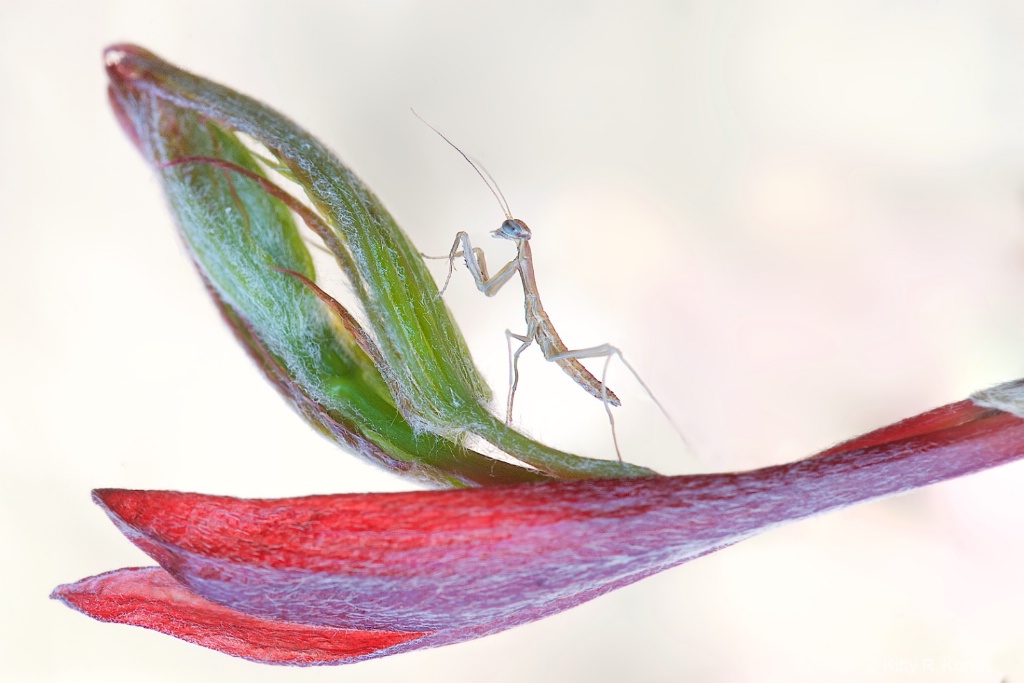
971, 379, 1024, 419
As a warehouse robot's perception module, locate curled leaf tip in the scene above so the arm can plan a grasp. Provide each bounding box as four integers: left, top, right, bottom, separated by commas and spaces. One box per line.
972, 378, 1024, 419
52, 568, 431, 666
105, 43, 173, 86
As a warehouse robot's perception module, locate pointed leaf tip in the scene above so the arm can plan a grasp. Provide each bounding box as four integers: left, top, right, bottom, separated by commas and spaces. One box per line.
103, 43, 158, 84
52, 567, 431, 666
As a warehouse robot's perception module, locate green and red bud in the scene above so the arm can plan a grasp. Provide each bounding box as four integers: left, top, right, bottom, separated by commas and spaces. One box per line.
104, 43, 652, 483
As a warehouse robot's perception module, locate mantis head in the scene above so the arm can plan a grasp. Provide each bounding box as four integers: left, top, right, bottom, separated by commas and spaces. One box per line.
494, 218, 532, 242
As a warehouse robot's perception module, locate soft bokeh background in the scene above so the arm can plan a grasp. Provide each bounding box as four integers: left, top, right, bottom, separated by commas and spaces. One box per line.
3, 1, 1024, 681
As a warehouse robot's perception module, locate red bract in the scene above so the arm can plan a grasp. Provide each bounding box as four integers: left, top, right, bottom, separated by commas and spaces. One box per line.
53, 387, 1024, 665
51, 568, 429, 665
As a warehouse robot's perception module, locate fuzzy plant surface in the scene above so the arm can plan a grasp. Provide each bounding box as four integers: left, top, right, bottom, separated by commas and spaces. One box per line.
103, 43, 649, 484
51, 44, 1024, 667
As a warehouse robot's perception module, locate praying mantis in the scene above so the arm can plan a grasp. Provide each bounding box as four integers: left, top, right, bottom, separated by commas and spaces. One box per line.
418, 116, 686, 460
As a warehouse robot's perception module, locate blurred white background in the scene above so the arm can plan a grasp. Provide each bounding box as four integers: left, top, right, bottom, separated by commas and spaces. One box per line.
3, 1, 1024, 681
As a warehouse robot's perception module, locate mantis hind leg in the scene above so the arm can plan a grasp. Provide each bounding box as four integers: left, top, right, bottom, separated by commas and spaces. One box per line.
544, 343, 625, 461
546, 343, 690, 463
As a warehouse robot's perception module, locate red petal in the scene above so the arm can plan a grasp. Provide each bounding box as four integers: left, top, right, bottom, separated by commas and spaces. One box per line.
90, 396, 1024, 634
51, 567, 430, 665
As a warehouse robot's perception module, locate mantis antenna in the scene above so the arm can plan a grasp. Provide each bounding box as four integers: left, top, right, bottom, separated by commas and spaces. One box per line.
411, 109, 512, 219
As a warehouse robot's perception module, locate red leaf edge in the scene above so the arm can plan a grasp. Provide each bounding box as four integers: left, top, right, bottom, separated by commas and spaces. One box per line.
51, 567, 431, 666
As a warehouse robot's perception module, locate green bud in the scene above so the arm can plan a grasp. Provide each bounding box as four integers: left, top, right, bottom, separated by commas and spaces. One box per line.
106, 44, 656, 482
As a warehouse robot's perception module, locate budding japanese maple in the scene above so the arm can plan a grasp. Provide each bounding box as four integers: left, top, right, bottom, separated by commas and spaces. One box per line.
50, 45, 1024, 668
104, 43, 653, 483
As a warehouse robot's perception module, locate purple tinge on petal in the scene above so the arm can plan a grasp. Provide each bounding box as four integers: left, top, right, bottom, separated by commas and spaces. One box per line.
90, 396, 1024, 634
51, 567, 431, 666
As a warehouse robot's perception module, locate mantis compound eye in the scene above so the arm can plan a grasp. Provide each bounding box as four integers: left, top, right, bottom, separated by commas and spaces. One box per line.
497, 218, 532, 241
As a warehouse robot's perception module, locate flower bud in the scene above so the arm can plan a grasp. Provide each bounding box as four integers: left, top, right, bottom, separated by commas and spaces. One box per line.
104, 44, 654, 482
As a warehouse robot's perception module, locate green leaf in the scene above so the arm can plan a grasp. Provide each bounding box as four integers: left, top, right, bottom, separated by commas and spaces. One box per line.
107, 44, 656, 480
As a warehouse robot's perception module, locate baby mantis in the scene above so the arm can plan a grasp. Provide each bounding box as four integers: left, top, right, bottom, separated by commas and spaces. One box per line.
417, 115, 686, 460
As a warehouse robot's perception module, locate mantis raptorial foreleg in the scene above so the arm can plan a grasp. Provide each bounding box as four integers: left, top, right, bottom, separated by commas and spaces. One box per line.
440, 231, 520, 297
